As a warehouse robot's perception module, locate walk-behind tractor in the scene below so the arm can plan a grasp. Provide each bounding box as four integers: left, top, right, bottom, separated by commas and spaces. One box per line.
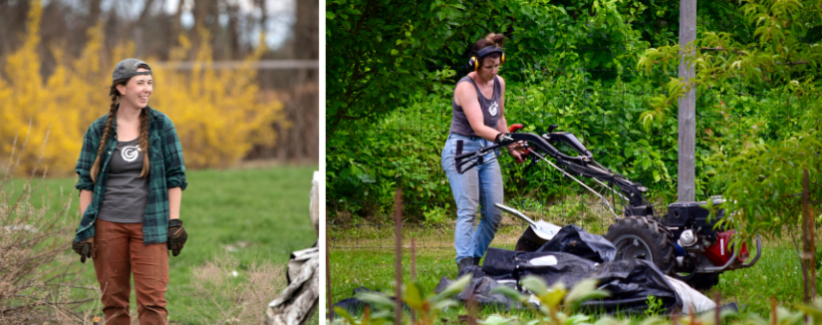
455, 124, 761, 290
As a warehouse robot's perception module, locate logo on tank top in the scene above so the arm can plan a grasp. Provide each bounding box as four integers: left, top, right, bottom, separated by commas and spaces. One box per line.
489, 101, 499, 117
121, 145, 141, 162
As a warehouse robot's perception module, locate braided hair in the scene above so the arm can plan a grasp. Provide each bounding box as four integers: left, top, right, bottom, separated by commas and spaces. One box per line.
89, 64, 151, 183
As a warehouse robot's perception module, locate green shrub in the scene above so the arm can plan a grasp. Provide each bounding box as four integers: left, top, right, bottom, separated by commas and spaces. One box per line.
326, 0, 816, 224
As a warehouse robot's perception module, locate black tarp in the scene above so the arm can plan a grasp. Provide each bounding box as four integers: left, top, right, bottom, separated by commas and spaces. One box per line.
336, 226, 684, 316
434, 274, 522, 311
332, 287, 409, 315
481, 248, 597, 287
535, 225, 617, 263
436, 247, 681, 314
578, 259, 680, 313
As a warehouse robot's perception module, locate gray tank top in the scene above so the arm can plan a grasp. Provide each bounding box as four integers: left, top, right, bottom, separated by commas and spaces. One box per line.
98, 138, 149, 224
448, 75, 501, 137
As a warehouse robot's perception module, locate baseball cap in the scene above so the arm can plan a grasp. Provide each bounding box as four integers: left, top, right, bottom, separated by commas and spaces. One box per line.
112, 58, 152, 81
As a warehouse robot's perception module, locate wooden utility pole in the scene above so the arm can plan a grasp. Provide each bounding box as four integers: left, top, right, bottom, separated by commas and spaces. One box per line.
678, 0, 697, 202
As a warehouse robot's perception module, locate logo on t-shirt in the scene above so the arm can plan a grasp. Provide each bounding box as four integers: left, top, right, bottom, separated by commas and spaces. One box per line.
122, 145, 141, 162
489, 101, 499, 116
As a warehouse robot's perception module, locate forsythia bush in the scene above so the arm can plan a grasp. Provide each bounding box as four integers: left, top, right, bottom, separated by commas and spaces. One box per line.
152, 29, 280, 169
0, 2, 282, 175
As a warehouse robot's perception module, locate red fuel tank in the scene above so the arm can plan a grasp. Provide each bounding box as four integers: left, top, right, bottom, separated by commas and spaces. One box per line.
704, 230, 749, 266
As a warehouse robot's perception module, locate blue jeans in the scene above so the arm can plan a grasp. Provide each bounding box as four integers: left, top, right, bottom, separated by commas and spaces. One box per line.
441, 133, 504, 262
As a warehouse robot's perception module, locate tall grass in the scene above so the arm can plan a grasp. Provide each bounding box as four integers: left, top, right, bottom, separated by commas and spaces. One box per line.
3, 152, 317, 323
0, 128, 98, 324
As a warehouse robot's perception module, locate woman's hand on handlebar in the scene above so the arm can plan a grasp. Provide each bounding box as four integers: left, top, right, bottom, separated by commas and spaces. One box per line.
507, 141, 527, 163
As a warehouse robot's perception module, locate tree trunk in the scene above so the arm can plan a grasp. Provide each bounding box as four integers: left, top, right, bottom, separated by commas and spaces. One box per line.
191, 0, 217, 60
134, 0, 156, 58
89, 0, 102, 26
265, 247, 319, 325
226, 2, 241, 59
294, 0, 319, 79
265, 172, 320, 324
170, 0, 184, 48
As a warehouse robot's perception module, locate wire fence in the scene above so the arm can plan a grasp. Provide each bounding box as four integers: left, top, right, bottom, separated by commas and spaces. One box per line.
328, 192, 647, 250
329, 222, 524, 250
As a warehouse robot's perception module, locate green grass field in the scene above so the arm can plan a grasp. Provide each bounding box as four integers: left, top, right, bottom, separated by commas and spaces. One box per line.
7, 165, 318, 324
328, 223, 811, 322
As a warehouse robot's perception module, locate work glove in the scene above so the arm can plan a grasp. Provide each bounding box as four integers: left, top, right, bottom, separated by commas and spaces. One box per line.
72, 238, 94, 263
167, 219, 188, 257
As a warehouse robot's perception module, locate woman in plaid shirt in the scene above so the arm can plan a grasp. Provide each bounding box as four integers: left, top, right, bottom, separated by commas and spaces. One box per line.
72, 59, 189, 325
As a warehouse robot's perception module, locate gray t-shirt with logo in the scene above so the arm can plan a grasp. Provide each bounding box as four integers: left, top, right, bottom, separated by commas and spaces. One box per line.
98, 138, 149, 224
448, 75, 502, 137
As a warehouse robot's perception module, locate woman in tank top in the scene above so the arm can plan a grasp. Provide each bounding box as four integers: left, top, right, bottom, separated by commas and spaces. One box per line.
72, 59, 188, 325
441, 33, 525, 273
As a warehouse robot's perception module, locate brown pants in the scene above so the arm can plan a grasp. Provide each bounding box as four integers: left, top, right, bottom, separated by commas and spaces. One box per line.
93, 219, 169, 325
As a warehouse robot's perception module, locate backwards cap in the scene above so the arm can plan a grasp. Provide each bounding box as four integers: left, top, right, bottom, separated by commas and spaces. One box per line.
112, 58, 152, 82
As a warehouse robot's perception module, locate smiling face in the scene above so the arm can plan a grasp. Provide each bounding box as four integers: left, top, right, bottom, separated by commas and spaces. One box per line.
477, 56, 501, 81
115, 68, 153, 109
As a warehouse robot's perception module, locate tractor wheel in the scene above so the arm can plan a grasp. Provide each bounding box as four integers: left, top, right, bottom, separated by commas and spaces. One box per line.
605, 217, 676, 274
514, 227, 546, 252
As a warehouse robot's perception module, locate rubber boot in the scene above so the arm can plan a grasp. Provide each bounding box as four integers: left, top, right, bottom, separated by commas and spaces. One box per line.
457, 257, 473, 274
473, 256, 482, 266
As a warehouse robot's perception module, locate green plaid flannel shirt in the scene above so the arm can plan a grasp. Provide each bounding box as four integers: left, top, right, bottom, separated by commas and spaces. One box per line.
74, 106, 188, 245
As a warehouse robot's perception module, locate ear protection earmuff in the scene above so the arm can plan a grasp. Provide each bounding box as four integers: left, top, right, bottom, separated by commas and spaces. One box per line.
468, 46, 505, 71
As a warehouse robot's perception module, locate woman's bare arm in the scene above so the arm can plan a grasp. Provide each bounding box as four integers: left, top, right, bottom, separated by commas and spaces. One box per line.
494, 76, 524, 162
168, 187, 182, 220
495, 76, 508, 133
79, 190, 93, 216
